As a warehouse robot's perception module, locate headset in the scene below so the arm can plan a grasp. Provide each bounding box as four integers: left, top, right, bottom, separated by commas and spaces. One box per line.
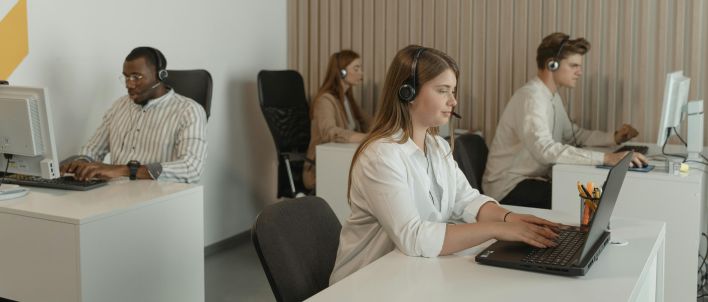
546, 37, 569, 72
336, 52, 347, 79
150, 47, 169, 82
398, 47, 426, 103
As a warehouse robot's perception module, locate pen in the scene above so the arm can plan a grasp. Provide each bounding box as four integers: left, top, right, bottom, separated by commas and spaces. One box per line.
577, 181, 591, 198
586, 182, 594, 196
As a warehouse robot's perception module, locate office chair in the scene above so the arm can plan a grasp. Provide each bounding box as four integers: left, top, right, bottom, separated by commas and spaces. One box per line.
257, 70, 312, 198
452, 133, 489, 193
251, 196, 341, 302
164, 69, 213, 119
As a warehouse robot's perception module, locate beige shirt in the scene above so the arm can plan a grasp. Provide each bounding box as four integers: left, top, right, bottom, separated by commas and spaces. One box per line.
483, 77, 616, 201
303, 93, 370, 189
329, 131, 496, 284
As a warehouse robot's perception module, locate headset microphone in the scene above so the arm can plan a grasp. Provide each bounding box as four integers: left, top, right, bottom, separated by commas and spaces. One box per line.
451, 111, 462, 119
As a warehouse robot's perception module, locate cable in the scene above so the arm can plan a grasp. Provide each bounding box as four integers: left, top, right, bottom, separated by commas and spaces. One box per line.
0, 154, 12, 188
661, 127, 688, 162
673, 127, 688, 146
699, 233, 708, 298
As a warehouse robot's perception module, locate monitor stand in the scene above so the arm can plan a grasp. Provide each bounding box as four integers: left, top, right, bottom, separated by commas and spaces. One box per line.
0, 184, 29, 201
687, 100, 704, 161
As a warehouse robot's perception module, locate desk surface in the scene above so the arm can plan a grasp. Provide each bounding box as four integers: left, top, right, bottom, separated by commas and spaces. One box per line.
309, 206, 665, 302
0, 180, 200, 224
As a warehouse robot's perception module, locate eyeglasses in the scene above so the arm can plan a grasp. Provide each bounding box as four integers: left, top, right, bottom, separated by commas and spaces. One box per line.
119, 74, 144, 83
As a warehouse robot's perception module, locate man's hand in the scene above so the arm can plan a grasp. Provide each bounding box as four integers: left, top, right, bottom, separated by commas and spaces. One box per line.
604, 151, 648, 168
614, 124, 639, 144
60, 161, 128, 181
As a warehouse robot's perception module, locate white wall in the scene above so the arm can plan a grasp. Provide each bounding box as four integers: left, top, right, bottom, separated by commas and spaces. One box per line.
8, 0, 286, 246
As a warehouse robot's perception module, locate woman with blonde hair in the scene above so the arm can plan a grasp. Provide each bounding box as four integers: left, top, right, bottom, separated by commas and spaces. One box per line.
303, 50, 371, 190
330, 45, 559, 284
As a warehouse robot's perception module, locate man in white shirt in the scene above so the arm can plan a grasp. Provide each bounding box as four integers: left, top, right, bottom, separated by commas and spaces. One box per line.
483, 33, 647, 209
60, 47, 207, 183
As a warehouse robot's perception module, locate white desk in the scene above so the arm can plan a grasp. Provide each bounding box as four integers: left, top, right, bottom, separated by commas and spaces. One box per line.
552, 144, 707, 302
308, 206, 666, 302
316, 143, 358, 222
0, 180, 204, 302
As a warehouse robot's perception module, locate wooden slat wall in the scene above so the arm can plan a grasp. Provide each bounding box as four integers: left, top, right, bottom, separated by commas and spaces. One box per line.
288, 0, 708, 144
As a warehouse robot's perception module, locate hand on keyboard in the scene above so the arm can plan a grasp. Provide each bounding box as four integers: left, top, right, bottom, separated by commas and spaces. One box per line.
496, 213, 561, 248
61, 161, 124, 181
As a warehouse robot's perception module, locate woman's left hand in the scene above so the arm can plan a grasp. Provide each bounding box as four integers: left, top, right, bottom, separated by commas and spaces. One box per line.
506, 213, 561, 229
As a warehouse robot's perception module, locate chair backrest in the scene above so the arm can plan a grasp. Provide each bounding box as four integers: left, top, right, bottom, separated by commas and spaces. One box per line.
252, 196, 342, 302
164, 69, 213, 119
257, 70, 311, 154
452, 133, 489, 192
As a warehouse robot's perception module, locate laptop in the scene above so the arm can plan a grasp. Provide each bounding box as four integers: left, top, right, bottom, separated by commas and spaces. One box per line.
475, 152, 633, 276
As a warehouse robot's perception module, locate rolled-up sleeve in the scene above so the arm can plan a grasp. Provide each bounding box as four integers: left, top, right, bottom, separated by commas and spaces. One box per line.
352, 148, 446, 257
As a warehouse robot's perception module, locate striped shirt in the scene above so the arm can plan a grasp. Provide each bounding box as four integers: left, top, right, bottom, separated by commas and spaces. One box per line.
77, 89, 207, 183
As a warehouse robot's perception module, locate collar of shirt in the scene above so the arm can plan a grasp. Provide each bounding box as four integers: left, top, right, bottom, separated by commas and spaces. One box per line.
529, 76, 555, 102
392, 129, 437, 157
131, 88, 175, 111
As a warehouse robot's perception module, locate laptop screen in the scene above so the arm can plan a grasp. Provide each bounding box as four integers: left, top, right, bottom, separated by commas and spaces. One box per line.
576, 152, 631, 262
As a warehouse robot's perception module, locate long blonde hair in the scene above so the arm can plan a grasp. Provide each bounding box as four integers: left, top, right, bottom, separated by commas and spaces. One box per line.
347, 45, 459, 201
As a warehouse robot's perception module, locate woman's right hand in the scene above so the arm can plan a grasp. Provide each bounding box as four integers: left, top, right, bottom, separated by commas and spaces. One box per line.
494, 216, 559, 248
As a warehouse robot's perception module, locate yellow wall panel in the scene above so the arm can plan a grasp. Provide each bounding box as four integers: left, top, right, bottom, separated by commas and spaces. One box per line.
0, 0, 28, 80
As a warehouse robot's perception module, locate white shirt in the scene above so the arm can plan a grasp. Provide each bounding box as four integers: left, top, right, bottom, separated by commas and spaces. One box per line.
483, 77, 616, 201
342, 96, 357, 131
79, 89, 207, 183
329, 131, 496, 284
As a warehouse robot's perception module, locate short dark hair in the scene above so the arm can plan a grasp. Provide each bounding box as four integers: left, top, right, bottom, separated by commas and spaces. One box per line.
536, 32, 591, 69
125, 46, 167, 70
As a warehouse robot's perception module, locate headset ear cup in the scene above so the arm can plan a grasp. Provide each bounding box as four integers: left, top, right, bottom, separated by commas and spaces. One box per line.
398, 83, 416, 103
340, 69, 347, 79
158, 69, 168, 81
547, 60, 559, 71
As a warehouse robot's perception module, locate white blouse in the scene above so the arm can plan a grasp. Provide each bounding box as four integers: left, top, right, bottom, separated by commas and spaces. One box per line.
329, 131, 496, 284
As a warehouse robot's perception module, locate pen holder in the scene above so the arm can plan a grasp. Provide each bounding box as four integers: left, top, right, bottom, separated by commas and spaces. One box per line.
580, 195, 600, 227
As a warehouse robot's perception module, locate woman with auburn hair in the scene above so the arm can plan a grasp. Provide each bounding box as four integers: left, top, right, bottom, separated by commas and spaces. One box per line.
303, 50, 371, 190
329, 45, 560, 284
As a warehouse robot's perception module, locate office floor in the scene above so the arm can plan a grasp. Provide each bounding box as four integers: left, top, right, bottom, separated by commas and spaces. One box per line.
206, 240, 275, 302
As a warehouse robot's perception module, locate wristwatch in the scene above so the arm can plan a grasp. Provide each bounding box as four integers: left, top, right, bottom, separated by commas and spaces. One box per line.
127, 160, 141, 180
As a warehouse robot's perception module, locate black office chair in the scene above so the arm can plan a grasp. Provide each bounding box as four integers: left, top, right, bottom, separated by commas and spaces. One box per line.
164, 69, 213, 120
257, 70, 312, 198
251, 196, 341, 302
452, 133, 489, 193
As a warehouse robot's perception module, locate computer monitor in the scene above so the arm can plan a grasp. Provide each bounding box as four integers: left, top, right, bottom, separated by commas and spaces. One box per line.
0, 85, 60, 179
656, 71, 690, 146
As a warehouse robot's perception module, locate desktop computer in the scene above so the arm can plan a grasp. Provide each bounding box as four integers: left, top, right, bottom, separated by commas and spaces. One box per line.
0, 85, 60, 179
0, 85, 106, 199
655, 71, 704, 161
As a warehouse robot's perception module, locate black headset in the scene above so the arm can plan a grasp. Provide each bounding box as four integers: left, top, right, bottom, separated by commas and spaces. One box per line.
150, 47, 169, 82
546, 37, 569, 72
336, 52, 347, 79
398, 47, 426, 103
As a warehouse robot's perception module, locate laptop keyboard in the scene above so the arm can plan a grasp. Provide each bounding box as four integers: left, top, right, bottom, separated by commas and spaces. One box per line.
614, 144, 648, 155
1, 174, 108, 191
522, 230, 585, 266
